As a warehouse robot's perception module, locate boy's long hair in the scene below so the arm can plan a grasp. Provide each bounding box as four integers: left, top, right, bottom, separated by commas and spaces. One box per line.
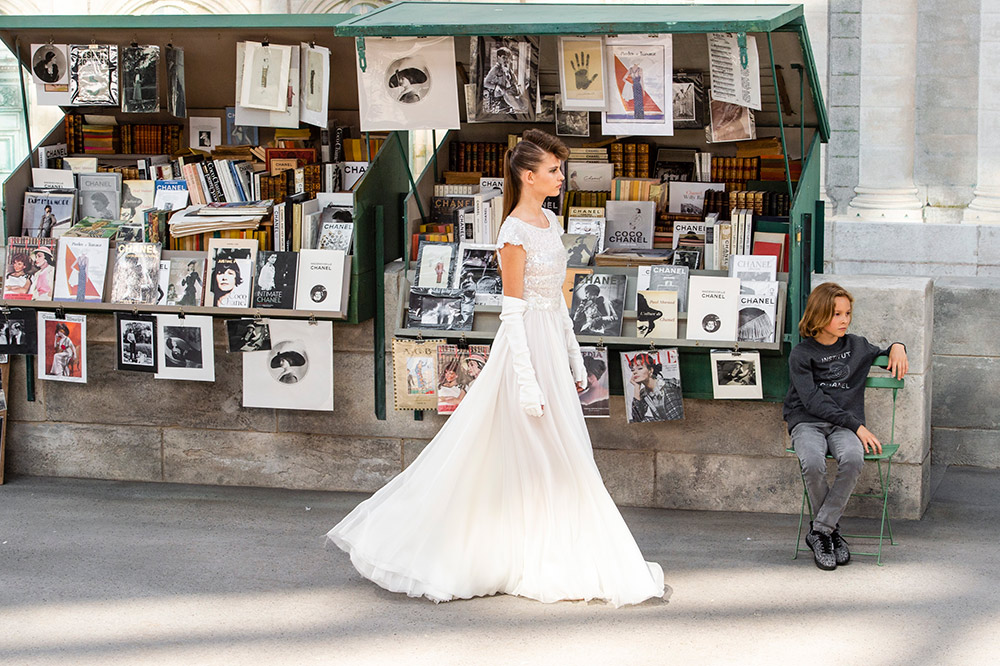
799, 282, 854, 339
501, 129, 569, 221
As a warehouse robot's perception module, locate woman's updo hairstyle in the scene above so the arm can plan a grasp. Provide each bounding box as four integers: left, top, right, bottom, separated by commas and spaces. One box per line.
502, 129, 569, 220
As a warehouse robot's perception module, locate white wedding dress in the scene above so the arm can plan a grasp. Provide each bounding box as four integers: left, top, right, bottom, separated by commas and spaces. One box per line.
327, 210, 664, 607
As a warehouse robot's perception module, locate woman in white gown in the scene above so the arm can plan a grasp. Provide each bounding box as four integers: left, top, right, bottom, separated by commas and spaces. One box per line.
327, 129, 664, 607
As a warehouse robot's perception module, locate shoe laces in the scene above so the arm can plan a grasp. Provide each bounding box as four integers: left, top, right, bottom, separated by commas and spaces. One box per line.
831, 531, 848, 549
817, 532, 834, 555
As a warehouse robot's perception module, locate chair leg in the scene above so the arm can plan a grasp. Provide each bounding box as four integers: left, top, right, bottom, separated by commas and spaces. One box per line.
875, 458, 894, 566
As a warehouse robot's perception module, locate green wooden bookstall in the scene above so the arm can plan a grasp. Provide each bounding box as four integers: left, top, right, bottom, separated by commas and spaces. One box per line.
336, 1, 828, 413
0, 13, 411, 327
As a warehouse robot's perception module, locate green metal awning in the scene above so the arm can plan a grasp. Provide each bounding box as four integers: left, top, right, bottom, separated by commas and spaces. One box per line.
336, 2, 804, 36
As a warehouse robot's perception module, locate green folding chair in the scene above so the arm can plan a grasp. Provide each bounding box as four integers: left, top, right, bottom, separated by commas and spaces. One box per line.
788, 355, 903, 565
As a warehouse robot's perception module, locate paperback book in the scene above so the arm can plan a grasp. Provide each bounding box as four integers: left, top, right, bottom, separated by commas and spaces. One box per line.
737, 281, 779, 343
294, 248, 347, 313
53, 236, 110, 302
162, 251, 207, 306
253, 251, 299, 309
685, 275, 740, 341
109, 241, 162, 304
636, 264, 689, 312
636, 290, 678, 339
569, 272, 627, 336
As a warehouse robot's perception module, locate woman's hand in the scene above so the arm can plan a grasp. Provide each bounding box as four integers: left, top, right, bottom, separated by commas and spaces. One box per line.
576, 381, 585, 393
856, 424, 882, 455
887, 343, 908, 380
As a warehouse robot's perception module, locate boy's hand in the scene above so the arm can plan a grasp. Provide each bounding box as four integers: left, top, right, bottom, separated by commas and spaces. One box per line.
887, 343, 909, 380
856, 425, 882, 455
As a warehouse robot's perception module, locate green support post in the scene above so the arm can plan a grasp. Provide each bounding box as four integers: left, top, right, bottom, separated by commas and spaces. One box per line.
374, 205, 386, 420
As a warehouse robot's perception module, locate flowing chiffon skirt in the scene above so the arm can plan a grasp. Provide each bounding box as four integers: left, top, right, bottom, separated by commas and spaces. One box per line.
326, 308, 665, 607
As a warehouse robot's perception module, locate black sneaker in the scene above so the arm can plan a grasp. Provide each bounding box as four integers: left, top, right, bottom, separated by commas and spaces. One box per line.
805, 529, 837, 570
831, 529, 851, 566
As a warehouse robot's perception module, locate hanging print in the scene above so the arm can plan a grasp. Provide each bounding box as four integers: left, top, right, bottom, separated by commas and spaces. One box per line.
621, 348, 683, 423
558, 36, 607, 111
356, 36, 460, 131
37, 312, 87, 383
31, 43, 69, 86
300, 42, 331, 128
602, 35, 673, 136
470, 36, 538, 123
69, 44, 119, 106
121, 45, 160, 113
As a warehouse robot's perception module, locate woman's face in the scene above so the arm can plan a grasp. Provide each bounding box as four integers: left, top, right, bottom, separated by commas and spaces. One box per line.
444, 368, 457, 383
216, 267, 237, 292
631, 359, 650, 383
12, 259, 24, 272
527, 152, 564, 198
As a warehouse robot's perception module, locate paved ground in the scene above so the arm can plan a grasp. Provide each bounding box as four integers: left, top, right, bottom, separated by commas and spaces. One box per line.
1, 466, 998, 666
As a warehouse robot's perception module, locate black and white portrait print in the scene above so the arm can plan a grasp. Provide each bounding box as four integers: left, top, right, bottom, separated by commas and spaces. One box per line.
121, 45, 160, 113
115, 313, 157, 372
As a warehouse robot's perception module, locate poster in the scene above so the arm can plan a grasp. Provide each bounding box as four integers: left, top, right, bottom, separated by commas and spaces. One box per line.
239, 42, 292, 112
242, 319, 334, 411
708, 32, 762, 111
69, 44, 119, 106
602, 35, 673, 136
300, 42, 330, 128
558, 36, 607, 111
37, 312, 87, 383
469, 36, 538, 123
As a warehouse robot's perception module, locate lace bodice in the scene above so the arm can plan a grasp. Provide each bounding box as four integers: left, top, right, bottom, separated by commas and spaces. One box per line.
496, 210, 568, 310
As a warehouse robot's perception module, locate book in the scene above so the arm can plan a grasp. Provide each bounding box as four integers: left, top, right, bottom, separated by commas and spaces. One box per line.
294, 248, 348, 312
667, 181, 723, 215
636, 290, 678, 339
604, 200, 655, 251
737, 281, 779, 343
31, 168, 74, 189
76, 172, 122, 221
566, 162, 614, 192
621, 348, 684, 422
53, 236, 109, 302
119, 180, 156, 225
63, 217, 124, 238
563, 267, 593, 307
36, 143, 67, 169
562, 233, 598, 267
162, 250, 207, 306
311, 192, 354, 252
685, 275, 740, 341
415, 242, 459, 288
593, 247, 673, 266
406, 286, 474, 331
636, 264, 689, 312
566, 217, 606, 254
752, 230, 789, 273
196, 200, 273, 216
454, 243, 502, 306
3, 237, 57, 301
109, 241, 163, 304
152, 179, 190, 211
253, 251, 298, 309
728, 254, 777, 282
569, 272, 627, 336
22, 191, 75, 237
340, 161, 368, 190
156, 260, 170, 305
206, 237, 258, 307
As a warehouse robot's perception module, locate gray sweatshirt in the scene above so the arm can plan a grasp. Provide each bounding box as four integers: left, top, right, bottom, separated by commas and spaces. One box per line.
783, 333, 901, 434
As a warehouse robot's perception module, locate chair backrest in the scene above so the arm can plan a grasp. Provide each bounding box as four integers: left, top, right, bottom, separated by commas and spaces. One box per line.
867, 355, 904, 448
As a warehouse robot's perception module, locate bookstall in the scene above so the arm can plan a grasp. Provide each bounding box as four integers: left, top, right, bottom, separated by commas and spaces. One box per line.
0, 14, 410, 327
336, 1, 828, 414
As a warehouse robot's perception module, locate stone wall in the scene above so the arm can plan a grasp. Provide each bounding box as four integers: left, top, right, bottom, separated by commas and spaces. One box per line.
4, 264, 934, 520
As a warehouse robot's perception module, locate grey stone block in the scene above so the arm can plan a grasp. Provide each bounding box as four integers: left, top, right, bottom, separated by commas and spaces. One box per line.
831, 12, 861, 38
7, 356, 47, 423
654, 452, 801, 513
402, 438, 430, 468
932, 277, 1000, 356
42, 343, 276, 432
932, 355, 1000, 429
829, 260, 977, 278
812, 274, 934, 372
978, 265, 1000, 277
931, 428, 1000, 468
828, 105, 860, 133
162, 429, 401, 492
86, 314, 117, 343
829, 131, 860, 159
586, 398, 787, 457
829, 74, 860, 106
334, 319, 374, 353
829, 38, 860, 76
830, 0, 861, 14
7, 421, 162, 481
831, 221, 978, 266
593, 449, 655, 507
979, 226, 1000, 266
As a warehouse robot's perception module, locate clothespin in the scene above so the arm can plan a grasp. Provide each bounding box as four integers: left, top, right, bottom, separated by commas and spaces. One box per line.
308, 313, 318, 326
177, 308, 186, 320
54, 307, 66, 320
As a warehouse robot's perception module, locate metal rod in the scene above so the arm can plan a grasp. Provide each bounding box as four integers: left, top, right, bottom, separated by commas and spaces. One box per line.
374, 204, 386, 421
14, 38, 33, 154
766, 33, 794, 201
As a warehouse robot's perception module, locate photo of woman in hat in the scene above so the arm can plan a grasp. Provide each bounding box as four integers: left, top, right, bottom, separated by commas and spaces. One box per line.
28, 245, 55, 300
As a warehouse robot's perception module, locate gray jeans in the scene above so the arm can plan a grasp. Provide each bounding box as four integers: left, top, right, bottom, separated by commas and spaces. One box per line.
791, 421, 865, 535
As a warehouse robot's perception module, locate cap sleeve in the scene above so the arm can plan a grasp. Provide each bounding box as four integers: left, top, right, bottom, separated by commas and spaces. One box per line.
496, 217, 527, 250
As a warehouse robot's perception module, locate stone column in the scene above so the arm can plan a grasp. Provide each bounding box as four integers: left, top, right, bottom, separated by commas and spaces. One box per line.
964, 2, 1000, 224
846, 0, 923, 222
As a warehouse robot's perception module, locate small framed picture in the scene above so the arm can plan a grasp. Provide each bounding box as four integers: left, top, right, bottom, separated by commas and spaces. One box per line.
155, 314, 215, 382
189, 116, 222, 151
561, 233, 598, 267
0, 309, 39, 356
415, 241, 458, 288
406, 286, 474, 331
37, 312, 86, 383
226, 318, 272, 353
115, 312, 157, 373
711, 350, 763, 399
557, 36, 606, 111
555, 96, 591, 137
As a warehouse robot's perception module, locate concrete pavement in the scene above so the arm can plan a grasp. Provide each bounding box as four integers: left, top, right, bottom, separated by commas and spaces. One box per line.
1, 466, 998, 665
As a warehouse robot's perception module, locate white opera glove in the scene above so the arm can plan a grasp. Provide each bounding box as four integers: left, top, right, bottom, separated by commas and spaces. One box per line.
499, 296, 545, 417
560, 307, 588, 390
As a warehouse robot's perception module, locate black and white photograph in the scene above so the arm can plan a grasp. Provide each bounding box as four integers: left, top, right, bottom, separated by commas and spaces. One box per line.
163, 252, 206, 307
121, 45, 160, 113
189, 116, 222, 152
672, 70, 707, 129
21, 192, 75, 237
356, 36, 460, 131
570, 272, 627, 337
31, 43, 69, 85
115, 312, 156, 373
300, 42, 330, 128
252, 251, 298, 310
471, 35, 538, 122
415, 241, 458, 288
709, 97, 757, 143
243, 319, 334, 411
0, 309, 39, 356
225, 107, 258, 146
240, 42, 292, 112
711, 350, 763, 399
672, 248, 701, 270
555, 97, 590, 137
604, 200, 655, 250
622, 348, 683, 423
207, 239, 258, 308
226, 318, 272, 353
69, 44, 118, 106
234, 41, 300, 130
453, 243, 502, 306
566, 216, 606, 254
166, 45, 186, 118
37, 312, 86, 383
76, 172, 122, 220
578, 346, 610, 418
155, 314, 215, 382
407, 286, 473, 332
561, 233, 598, 267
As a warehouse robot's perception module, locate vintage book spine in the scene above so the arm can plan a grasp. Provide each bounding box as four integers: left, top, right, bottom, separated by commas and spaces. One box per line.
201, 160, 227, 203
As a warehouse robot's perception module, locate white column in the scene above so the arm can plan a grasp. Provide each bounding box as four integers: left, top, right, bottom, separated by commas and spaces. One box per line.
802, 0, 835, 217
964, 3, 1000, 224
847, 0, 923, 222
